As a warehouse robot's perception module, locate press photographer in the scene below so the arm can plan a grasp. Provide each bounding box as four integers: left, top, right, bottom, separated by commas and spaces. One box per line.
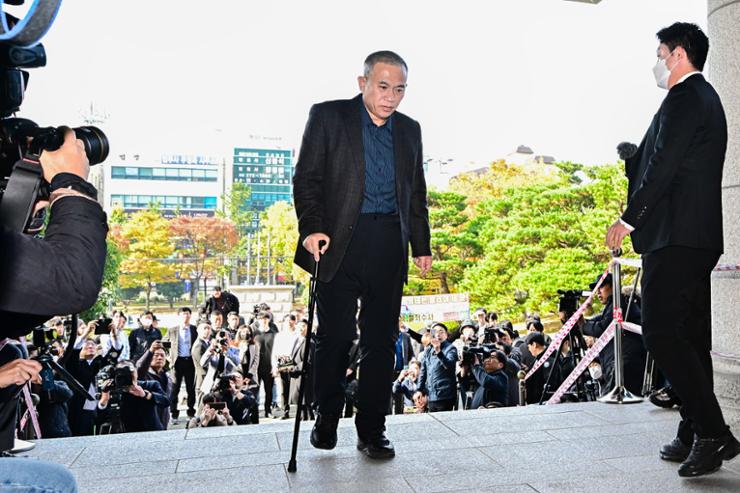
64, 332, 109, 436
97, 361, 169, 433
215, 371, 259, 425
468, 348, 509, 408
579, 273, 646, 396
136, 340, 173, 429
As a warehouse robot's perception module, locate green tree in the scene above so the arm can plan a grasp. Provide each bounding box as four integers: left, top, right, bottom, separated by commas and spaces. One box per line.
116, 207, 178, 310
457, 162, 630, 318
157, 281, 187, 309
410, 191, 482, 293
169, 215, 238, 305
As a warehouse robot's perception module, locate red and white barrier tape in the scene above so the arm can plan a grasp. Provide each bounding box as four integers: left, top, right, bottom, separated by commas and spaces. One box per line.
524, 267, 611, 381
547, 322, 616, 404
714, 264, 740, 272
613, 258, 740, 273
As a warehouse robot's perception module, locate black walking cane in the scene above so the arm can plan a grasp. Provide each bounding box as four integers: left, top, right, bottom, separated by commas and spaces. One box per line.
287, 240, 324, 473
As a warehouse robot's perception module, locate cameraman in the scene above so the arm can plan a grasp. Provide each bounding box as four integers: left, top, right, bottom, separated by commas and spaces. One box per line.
470, 350, 509, 408
136, 340, 173, 429
218, 371, 259, 425
199, 330, 239, 396
580, 273, 645, 396
391, 360, 421, 411
187, 393, 234, 428
0, 130, 107, 336
0, 341, 77, 491
100, 310, 130, 361
97, 361, 169, 432
414, 324, 458, 412
65, 335, 107, 436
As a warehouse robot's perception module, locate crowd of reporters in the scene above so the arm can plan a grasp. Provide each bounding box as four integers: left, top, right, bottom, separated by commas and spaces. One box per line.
1, 275, 651, 446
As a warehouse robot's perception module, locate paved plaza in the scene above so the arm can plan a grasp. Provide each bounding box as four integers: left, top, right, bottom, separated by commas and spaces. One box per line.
24, 401, 740, 493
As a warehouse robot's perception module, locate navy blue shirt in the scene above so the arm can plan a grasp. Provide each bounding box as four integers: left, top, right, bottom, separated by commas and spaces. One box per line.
360, 101, 397, 214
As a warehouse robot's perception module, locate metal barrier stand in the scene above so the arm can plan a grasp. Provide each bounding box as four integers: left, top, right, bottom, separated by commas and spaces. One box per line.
598, 250, 642, 404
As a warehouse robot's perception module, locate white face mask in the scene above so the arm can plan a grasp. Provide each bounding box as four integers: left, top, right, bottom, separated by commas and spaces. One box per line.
589, 364, 603, 381
652, 51, 675, 90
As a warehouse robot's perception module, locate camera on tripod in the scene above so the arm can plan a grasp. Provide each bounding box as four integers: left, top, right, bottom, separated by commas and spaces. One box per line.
0, 3, 109, 233
95, 365, 134, 396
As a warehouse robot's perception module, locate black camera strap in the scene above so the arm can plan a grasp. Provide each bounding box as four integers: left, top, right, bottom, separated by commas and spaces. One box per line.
0, 156, 43, 232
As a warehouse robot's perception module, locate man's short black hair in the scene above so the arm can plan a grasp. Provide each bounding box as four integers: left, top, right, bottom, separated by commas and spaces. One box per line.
213, 286, 222, 292
258, 311, 271, 320
491, 349, 508, 366
227, 311, 239, 318
656, 22, 709, 71
212, 309, 224, 318
178, 307, 192, 314
364, 50, 408, 77
526, 332, 546, 347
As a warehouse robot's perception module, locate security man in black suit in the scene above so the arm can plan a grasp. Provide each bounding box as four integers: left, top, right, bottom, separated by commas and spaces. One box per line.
606, 22, 739, 477
293, 50, 432, 459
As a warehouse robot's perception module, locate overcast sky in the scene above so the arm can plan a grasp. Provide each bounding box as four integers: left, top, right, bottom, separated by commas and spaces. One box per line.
13, 0, 707, 168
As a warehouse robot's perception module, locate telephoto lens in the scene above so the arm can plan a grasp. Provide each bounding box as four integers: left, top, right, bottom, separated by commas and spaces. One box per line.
72, 126, 109, 165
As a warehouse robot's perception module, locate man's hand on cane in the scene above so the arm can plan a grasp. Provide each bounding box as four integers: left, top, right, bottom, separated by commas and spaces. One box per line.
303, 233, 331, 262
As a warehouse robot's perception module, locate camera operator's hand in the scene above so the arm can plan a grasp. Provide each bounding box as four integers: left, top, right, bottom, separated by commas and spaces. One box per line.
201, 407, 216, 426
84, 321, 96, 337
346, 368, 354, 378
430, 337, 441, 353
127, 382, 146, 398
150, 340, 163, 352
0, 359, 43, 388
99, 390, 110, 407
396, 369, 408, 382
302, 233, 331, 262
39, 129, 90, 183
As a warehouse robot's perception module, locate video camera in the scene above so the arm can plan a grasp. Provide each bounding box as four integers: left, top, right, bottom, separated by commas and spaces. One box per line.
95, 364, 133, 395
461, 343, 496, 366
557, 289, 585, 317
0, 1, 109, 233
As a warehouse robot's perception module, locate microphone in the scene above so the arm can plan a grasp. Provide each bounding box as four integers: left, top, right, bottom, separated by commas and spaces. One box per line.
616, 142, 638, 160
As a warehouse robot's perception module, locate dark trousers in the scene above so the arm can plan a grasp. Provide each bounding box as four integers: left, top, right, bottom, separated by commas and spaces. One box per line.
258, 370, 274, 416
279, 371, 291, 413
641, 246, 726, 441
171, 356, 196, 418
428, 399, 455, 413
314, 214, 404, 435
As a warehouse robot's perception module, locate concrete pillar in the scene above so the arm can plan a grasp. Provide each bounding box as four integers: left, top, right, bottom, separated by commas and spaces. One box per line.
708, 0, 740, 426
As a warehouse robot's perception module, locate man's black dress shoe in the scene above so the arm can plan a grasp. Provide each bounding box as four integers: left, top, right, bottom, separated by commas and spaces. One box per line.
678, 432, 740, 477
357, 430, 395, 459
649, 386, 682, 409
659, 437, 692, 462
310, 414, 339, 450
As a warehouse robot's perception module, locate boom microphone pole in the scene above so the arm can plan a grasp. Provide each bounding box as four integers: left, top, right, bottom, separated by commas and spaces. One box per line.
287, 240, 324, 473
